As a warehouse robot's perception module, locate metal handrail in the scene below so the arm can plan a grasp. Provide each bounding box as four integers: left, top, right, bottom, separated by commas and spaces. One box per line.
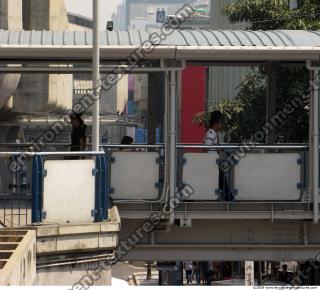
100, 144, 310, 150
0, 143, 313, 150
0, 151, 104, 157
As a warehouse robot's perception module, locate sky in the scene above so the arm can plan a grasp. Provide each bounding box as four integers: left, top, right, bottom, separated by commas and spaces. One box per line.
65, 0, 122, 29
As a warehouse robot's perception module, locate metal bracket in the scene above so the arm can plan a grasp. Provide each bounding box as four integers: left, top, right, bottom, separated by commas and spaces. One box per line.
297, 158, 303, 165
109, 156, 115, 163
43, 169, 47, 177
109, 187, 115, 194
91, 209, 98, 217
180, 217, 192, 228
232, 189, 238, 196
42, 211, 47, 220
232, 159, 239, 165
297, 182, 304, 190
215, 189, 223, 198
179, 182, 187, 188
155, 182, 163, 189
179, 158, 187, 165
156, 157, 163, 164
92, 168, 98, 176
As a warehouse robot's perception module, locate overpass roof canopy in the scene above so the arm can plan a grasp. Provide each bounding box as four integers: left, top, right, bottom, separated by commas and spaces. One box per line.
0, 29, 320, 63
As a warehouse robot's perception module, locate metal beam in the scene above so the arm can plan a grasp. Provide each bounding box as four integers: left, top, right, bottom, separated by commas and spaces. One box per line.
0, 46, 318, 62
122, 244, 320, 261
0, 66, 186, 74
117, 210, 313, 220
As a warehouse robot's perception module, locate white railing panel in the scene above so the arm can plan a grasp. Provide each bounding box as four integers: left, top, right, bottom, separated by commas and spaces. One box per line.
43, 160, 95, 224
234, 153, 301, 201
111, 152, 159, 200
182, 153, 220, 200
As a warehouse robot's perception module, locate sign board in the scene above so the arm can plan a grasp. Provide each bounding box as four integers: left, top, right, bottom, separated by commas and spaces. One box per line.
147, 6, 168, 23
245, 261, 254, 286
43, 160, 95, 224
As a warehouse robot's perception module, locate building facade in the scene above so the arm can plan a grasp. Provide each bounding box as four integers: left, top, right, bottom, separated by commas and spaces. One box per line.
208, 0, 250, 106
125, 0, 194, 30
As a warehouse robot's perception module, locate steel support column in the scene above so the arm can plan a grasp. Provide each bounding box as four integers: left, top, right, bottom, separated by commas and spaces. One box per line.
92, 0, 100, 151
266, 62, 279, 144
168, 71, 177, 225
308, 62, 320, 224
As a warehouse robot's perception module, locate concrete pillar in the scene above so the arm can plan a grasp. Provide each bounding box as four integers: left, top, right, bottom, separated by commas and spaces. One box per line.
22, 0, 68, 30
13, 0, 73, 113
0, 0, 22, 111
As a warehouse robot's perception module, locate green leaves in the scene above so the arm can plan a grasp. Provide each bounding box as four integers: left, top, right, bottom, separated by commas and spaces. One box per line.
223, 0, 320, 30
193, 0, 318, 143
192, 67, 309, 143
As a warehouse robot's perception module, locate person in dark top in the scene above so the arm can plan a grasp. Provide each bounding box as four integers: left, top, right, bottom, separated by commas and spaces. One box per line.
69, 112, 87, 152
121, 136, 133, 145
120, 136, 134, 151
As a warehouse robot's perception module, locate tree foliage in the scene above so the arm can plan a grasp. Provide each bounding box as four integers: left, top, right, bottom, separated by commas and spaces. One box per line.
224, 0, 320, 30
193, 0, 320, 143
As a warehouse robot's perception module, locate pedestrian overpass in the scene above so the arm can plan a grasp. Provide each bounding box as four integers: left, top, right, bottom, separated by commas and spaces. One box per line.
0, 29, 320, 262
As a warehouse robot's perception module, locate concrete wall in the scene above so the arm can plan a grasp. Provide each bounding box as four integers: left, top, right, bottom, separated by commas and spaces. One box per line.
36, 261, 112, 286
0, 230, 36, 286
13, 0, 73, 113
134, 75, 148, 112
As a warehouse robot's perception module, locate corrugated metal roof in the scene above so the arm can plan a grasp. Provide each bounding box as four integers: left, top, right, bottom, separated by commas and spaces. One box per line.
0, 29, 319, 47
0, 29, 319, 63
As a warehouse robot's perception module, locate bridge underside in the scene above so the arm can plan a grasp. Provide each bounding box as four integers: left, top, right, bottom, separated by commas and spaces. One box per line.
119, 218, 320, 261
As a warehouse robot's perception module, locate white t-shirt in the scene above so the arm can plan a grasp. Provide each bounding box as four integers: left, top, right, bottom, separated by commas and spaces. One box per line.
204, 128, 219, 145
184, 261, 193, 270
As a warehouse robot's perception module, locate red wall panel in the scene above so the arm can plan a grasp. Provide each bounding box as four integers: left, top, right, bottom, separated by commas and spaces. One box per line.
180, 66, 206, 143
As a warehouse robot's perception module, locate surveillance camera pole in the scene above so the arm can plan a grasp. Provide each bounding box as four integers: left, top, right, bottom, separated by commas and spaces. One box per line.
92, 0, 100, 151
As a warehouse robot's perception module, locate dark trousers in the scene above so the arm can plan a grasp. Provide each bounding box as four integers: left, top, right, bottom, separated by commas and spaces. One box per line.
186, 270, 192, 283
219, 170, 231, 201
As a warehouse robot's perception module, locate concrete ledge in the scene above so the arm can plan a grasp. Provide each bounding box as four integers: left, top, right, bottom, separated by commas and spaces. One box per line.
26, 207, 120, 255
0, 230, 36, 286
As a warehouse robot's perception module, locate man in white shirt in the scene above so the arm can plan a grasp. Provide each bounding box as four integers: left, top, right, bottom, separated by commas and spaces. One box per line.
204, 110, 223, 147
184, 261, 193, 284
204, 111, 231, 201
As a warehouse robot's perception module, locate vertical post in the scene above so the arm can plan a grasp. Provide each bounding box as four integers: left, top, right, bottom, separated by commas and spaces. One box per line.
146, 263, 152, 280
148, 74, 157, 145
266, 62, 279, 144
169, 71, 177, 225
92, 0, 100, 151
31, 155, 44, 223
148, 73, 165, 145
310, 68, 319, 224
163, 72, 169, 205
310, 69, 314, 200
257, 261, 263, 285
